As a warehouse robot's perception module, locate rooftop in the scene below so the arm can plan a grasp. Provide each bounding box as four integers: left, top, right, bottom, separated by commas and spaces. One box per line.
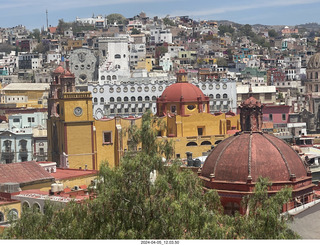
0, 161, 54, 186
51, 168, 98, 180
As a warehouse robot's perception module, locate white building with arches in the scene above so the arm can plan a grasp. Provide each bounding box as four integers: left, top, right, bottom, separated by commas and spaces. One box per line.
88, 77, 237, 119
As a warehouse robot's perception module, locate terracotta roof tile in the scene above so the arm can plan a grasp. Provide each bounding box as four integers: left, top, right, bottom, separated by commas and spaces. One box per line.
0, 161, 54, 185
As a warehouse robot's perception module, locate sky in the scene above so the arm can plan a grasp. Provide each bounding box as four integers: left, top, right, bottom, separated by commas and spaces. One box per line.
1, 0, 320, 30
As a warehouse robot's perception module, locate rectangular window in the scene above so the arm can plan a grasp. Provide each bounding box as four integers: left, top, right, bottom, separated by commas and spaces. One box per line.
282, 114, 286, 121
13, 118, 20, 122
138, 108, 143, 112
132, 108, 136, 113
103, 131, 112, 144
39, 148, 44, 155
117, 109, 121, 113
269, 114, 273, 121
197, 127, 204, 136
265, 93, 272, 100
110, 109, 114, 113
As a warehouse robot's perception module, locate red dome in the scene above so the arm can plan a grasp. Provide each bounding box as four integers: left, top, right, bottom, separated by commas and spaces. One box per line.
53, 65, 65, 74
159, 83, 207, 102
201, 132, 309, 183
178, 68, 187, 73
63, 69, 74, 77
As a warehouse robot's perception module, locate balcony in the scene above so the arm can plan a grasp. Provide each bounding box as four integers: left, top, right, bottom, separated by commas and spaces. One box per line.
19, 148, 28, 154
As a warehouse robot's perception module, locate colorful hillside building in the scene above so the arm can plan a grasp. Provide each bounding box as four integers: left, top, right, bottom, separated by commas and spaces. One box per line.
47, 65, 240, 170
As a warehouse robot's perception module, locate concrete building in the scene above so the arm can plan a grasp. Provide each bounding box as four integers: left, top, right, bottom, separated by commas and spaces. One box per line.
69, 48, 98, 91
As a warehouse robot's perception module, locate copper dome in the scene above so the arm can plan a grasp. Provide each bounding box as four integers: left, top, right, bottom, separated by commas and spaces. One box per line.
201, 132, 309, 183
159, 82, 207, 102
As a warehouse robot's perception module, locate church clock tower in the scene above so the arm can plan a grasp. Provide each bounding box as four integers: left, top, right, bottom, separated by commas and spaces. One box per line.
47, 61, 97, 170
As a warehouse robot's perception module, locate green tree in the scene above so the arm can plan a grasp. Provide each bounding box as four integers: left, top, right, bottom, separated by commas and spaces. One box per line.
233, 177, 299, 239
131, 28, 141, 35
56, 19, 71, 34
0, 44, 15, 54
30, 29, 41, 42
107, 13, 127, 25
268, 29, 278, 38
1, 112, 299, 239
163, 17, 175, 26
33, 42, 49, 54
218, 25, 235, 36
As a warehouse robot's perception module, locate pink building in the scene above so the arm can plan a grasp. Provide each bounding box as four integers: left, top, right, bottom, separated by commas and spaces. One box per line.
262, 105, 290, 124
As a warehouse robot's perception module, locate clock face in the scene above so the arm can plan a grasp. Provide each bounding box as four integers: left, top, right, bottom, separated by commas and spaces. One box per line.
74, 107, 83, 116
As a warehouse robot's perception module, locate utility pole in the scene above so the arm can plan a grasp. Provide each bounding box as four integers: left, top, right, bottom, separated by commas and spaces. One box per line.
46, 9, 49, 31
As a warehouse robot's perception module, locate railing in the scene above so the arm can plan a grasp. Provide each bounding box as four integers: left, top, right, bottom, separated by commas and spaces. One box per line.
62, 92, 91, 99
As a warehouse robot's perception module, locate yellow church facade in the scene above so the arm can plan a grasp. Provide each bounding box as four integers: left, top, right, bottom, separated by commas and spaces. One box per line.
47, 65, 240, 170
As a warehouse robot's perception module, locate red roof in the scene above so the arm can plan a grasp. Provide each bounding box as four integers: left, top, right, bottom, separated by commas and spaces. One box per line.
0, 161, 54, 185
51, 168, 98, 180
48, 27, 57, 34
159, 82, 207, 102
202, 132, 309, 183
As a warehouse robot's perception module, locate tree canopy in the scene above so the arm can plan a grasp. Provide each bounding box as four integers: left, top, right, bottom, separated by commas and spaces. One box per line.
107, 13, 127, 25
1, 111, 299, 239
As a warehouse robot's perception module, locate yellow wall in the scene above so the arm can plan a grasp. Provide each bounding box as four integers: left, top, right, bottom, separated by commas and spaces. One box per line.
0, 202, 21, 221
57, 174, 97, 190
5, 90, 48, 108
66, 122, 94, 170
20, 181, 54, 191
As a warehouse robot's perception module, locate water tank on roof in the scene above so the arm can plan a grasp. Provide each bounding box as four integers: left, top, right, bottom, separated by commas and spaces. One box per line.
51, 183, 58, 193
194, 159, 201, 168
57, 183, 64, 192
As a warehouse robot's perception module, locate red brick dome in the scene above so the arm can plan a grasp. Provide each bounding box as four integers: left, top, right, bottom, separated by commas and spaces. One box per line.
53, 64, 65, 74
159, 83, 206, 102
201, 132, 309, 183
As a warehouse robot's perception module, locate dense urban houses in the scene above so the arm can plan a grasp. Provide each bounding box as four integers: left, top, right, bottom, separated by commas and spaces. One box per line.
3, 10, 320, 238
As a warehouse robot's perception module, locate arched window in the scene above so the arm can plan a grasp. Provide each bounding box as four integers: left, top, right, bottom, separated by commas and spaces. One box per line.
114, 54, 121, 59
101, 75, 105, 80
186, 142, 197, 146
131, 96, 136, 101
310, 72, 313, 79
209, 94, 214, 99
107, 75, 111, 81
216, 94, 221, 99
8, 209, 18, 220
152, 96, 157, 101
112, 75, 117, 80
117, 97, 121, 102
224, 202, 240, 216
316, 72, 319, 79
0, 212, 4, 222
22, 201, 30, 210
201, 141, 211, 145
100, 97, 104, 103
93, 97, 98, 103
215, 140, 222, 145
115, 65, 121, 69
138, 96, 143, 101
124, 97, 129, 101
223, 93, 228, 98
145, 96, 150, 101
33, 203, 41, 212
110, 97, 114, 102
